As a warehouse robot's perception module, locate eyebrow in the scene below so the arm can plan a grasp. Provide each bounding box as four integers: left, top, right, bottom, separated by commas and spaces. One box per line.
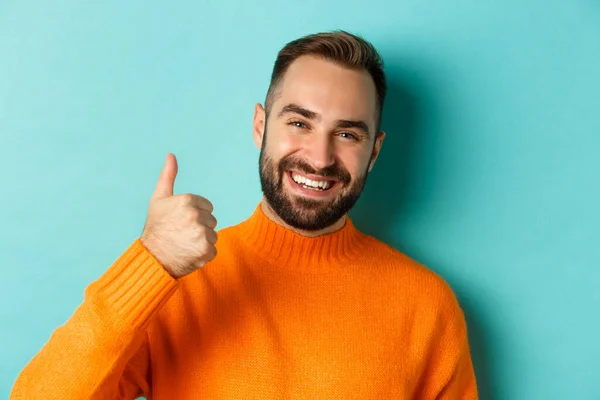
277, 103, 371, 137
278, 103, 319, 120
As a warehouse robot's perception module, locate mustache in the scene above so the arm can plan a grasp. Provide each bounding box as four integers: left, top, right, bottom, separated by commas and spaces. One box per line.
278, 156, 351, 185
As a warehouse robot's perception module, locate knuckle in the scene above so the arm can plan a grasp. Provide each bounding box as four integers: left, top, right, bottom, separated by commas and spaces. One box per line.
202, 212, 217, 228
199, 225, 215, 242
199, 223, 210, 235
200, 237, 212, 253
195, 195, 213, 212
194, 244, 216, 268
186, 208, 201, 223
180, 193, 194, 204
206, 244, 217, 260
192, 224, 205, 239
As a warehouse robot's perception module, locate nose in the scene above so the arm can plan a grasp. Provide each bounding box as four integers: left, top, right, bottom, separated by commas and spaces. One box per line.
305, 133, 335, 171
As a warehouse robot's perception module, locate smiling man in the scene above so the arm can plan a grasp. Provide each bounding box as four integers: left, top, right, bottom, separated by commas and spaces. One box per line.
256, 51, 382, 235
12, 31, 478, 399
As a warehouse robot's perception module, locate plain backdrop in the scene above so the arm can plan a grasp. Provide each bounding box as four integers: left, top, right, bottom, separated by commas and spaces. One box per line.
1, 1, 599, 398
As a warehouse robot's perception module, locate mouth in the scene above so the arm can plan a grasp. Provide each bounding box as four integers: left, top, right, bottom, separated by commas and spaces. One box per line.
285, 170, 340, 198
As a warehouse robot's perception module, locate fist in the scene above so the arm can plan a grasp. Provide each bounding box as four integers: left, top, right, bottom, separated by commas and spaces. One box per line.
140, 153, 218, 278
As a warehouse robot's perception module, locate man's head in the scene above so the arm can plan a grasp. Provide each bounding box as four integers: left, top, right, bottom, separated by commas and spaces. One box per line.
253, 31, 387, 232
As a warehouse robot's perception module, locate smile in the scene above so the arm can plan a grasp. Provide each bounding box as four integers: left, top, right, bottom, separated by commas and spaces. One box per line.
291, 173, 333, 191
288, 171, 337, 192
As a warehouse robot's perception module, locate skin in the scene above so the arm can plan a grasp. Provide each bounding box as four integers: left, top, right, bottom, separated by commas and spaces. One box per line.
253, 55, 386, 237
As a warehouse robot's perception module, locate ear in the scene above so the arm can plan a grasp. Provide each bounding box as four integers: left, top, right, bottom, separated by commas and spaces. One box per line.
368, 131, 385, 172
253, 103, 266, 149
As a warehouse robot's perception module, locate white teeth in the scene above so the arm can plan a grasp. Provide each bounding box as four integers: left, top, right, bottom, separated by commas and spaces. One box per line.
292, 173, 332, 190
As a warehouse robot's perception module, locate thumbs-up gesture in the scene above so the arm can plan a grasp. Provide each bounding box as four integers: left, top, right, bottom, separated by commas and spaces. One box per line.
140, 154, 218, 278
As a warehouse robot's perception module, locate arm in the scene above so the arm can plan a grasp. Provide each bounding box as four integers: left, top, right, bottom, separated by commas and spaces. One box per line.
434, 317, 478, 400
10, 239, 179, 400
12, 153, 218, 399
415, 280, 479, 400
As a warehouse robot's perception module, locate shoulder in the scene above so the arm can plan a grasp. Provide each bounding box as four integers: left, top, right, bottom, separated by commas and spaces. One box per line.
358, 233, 463, 315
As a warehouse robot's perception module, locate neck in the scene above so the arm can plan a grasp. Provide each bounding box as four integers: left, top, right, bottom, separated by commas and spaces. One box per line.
260, 196, 347, 238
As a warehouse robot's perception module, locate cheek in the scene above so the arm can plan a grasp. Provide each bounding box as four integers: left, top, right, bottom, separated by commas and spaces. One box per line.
337, 146, 371, 176
266, 130, 303, 158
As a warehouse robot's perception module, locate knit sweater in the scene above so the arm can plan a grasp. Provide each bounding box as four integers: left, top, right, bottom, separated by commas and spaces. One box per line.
11, 203, 478, 399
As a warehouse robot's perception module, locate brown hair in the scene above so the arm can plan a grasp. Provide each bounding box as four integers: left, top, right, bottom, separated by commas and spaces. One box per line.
265, 30, 387, 133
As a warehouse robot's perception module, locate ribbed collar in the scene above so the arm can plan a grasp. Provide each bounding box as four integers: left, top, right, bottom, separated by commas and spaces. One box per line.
236, 202, 369, 272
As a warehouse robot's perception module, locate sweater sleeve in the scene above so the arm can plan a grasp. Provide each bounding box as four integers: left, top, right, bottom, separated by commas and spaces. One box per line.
434, 316, 479, 400
416, 279, 479, 400
10, 238, 179, 400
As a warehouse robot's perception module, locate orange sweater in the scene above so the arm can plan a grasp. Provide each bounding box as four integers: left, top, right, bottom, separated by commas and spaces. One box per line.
11, 203, 478, 399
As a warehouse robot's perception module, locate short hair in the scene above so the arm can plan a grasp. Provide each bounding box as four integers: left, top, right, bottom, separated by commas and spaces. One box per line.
265, 30, 387, 133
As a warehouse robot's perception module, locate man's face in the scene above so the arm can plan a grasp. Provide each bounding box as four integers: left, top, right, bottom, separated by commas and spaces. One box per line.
253, 55, 385, 231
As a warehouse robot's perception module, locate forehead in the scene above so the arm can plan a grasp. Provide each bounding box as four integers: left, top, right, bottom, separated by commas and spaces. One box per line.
273, 55, 378, 129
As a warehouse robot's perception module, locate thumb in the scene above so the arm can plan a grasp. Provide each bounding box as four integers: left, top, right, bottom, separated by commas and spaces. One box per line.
152, 153, 178, 200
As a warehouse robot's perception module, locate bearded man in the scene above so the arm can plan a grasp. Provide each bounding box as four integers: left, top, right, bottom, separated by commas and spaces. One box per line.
12, 31, 478, 400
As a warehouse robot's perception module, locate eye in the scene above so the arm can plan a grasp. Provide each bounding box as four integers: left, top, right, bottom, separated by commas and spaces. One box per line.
289, 120, 307, 129
338, 132, 359, 141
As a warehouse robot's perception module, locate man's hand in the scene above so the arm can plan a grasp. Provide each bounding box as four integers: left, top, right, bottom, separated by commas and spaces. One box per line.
140, 153, 218, 278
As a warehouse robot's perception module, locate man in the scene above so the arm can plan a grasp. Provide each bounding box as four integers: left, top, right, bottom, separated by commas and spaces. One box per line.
12, 31, 478, 399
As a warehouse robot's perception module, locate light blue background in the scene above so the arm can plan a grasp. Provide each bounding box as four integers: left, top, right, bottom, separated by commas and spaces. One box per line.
1, 1, 598, 398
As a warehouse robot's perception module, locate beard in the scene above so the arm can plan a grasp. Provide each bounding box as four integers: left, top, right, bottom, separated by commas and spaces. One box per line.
259, 131, 371, 231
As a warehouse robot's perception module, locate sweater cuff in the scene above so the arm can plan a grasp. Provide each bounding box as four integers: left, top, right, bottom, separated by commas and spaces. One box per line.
85, 238, 179, 331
